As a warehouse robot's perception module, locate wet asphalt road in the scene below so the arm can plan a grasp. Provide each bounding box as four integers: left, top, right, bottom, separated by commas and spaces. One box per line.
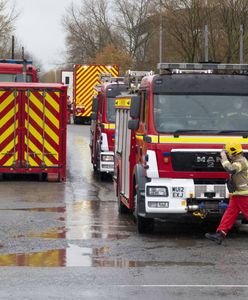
0, 125, 248, 299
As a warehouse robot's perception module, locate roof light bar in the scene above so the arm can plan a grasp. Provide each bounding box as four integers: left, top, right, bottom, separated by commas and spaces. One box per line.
158, 63, 248, 71
0, 59, 33, 65
126, 70, 154, 76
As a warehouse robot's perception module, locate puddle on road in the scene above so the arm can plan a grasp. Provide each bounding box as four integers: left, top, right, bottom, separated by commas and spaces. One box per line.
0, 244, 214, 267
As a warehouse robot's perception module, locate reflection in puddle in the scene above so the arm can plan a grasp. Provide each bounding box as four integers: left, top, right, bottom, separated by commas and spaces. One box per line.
0, 244, 214, 267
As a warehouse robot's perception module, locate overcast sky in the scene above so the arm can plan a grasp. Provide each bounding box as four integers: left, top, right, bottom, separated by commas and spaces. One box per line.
12, 0, 82, 71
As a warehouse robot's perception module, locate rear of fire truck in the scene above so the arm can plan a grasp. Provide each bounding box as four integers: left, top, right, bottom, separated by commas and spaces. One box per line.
0, 82, 67, 182
90, 75, 128, 179
115, 63, 248, 233
73, 64, 119, 124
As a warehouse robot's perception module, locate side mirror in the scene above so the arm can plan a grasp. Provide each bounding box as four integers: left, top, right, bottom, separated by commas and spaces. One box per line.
91, 112, 97, 120
92, 97, 98, 113
130, 95, 141, 118
128, 119, 139, 130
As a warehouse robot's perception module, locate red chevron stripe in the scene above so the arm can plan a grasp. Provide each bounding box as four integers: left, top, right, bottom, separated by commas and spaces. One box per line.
0, 144, 19, 166
0, 130, 16, 150
0, 99, 16, 120
26, 92, 60, 120
26, 115, 60, 150
26, 100, 59, 136
0, 115, 16, 136
25, 150, 43, 166
0, 90, 13, 103
26, 134, 58, 165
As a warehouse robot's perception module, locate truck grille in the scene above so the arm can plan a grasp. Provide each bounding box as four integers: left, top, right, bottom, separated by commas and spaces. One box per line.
171, 151, 223, 172
195, 184, 226, 198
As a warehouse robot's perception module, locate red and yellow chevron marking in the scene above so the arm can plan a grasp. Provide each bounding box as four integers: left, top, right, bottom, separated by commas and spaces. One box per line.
0, 90, 19, 167
75, 65, 119, 117
24, 90, 61, 167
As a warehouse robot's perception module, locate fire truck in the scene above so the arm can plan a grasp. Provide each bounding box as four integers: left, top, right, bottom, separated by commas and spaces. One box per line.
0, 82, 67, 182
90, 75, 128, 179
0, 59, 39, 82
73, 64, 119, 124
114, 63, 248, 233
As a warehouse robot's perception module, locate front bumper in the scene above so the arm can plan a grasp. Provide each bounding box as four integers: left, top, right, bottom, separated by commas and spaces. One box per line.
144, 178, 229, 215
100, 151, 114, 173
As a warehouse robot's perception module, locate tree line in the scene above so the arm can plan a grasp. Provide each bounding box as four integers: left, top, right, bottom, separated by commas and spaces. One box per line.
62, 0, 248, 74
0, 0, 247, 75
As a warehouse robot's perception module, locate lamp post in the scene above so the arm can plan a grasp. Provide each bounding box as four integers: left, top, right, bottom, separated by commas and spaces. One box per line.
240, 24, 244, 64
159, 0, 163, 63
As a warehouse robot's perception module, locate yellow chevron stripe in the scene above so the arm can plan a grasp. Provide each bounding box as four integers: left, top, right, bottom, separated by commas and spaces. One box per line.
42, 91, 60, 113
0, 104, 18, 128
26, 105, 59, 145
24, 137, 54, 167
0, 121, 18, 144
27, 156, 39, 167
75, 65, 119, 117
76, 66, 95, 87
0, 137, 18, 166
25, 121, 58, 161
0, 92, 16, 113
29, 93, 59, 129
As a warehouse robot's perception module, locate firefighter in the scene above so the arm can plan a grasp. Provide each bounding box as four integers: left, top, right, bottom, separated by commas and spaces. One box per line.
205, 141, 248, 244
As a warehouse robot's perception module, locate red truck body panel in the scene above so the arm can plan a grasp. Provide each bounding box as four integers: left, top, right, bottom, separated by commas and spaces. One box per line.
0, 83, 67, 181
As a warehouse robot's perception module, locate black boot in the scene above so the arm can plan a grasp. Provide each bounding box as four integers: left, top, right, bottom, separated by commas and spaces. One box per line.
205, 231, 225, 245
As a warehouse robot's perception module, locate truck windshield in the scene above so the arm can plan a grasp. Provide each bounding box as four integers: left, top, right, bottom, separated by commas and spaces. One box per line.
106, 97, 116, 123
154, 94, 248, 133
0, 73, 33, 82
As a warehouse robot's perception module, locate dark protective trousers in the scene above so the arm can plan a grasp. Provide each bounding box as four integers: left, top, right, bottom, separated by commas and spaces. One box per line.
217, 195, 248, 235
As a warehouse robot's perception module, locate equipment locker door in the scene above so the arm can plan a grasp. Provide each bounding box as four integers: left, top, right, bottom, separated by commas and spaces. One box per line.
0, 89, 20, 168
23, 89, 62, 169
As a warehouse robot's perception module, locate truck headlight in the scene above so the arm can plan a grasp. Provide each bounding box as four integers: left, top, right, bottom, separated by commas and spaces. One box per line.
101, 155, 114, 162
146, 186, 168, 197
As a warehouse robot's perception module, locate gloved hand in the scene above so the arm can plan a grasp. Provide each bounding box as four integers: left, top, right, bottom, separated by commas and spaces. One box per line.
220, 150, 228, 160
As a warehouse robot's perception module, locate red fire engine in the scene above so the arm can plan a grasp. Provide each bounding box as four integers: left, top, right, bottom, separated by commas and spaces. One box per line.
0, 82, 67, 182
114, 63, 248, 233
0, 59, 39, 82
90, 74, 128, 179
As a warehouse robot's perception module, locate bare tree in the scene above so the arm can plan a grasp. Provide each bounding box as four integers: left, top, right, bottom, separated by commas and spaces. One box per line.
114, 0, 156, 68
0, 0, 18, 57
63, 0, 119, 66
214, 0, 248, 63
163, 0, 205, 62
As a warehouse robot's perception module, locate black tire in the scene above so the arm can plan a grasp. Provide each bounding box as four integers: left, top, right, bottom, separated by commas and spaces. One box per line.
133, 190, 154, 233
100, 172, 106, 181
136, 215, 154, 234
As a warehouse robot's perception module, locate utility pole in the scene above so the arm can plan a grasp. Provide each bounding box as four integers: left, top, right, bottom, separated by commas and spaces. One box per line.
204, 25, 208, 62
159, 0, 163, 63
240, 24, 244, 64
11, 36, 15, 59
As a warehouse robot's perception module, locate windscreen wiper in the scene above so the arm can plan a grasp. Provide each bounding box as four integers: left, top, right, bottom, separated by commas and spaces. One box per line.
173, 129, 220, 137
217, 130, 248, 137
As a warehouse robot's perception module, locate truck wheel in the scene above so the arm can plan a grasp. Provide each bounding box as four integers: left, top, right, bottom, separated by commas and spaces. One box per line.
133, 194, 154, 233
137, 214, 154, 234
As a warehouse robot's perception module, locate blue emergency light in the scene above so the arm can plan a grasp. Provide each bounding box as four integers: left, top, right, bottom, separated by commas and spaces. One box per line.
0, 59, 33, 65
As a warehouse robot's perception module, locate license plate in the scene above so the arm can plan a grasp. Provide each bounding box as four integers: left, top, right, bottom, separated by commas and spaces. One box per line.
158, 202, 169, 208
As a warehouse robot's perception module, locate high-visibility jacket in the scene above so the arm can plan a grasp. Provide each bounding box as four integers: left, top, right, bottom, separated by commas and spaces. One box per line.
221, 153, 248, 195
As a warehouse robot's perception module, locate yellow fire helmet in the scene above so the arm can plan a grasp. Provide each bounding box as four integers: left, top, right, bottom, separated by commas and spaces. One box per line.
225, 141, 243, 156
